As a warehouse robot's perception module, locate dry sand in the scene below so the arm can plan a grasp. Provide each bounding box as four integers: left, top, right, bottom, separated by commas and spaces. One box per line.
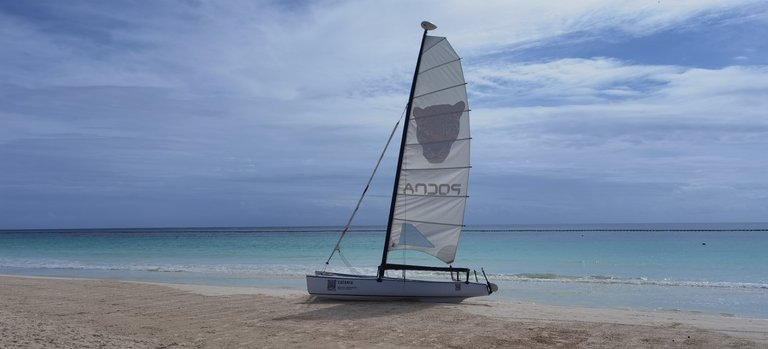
1, 275, 766, 348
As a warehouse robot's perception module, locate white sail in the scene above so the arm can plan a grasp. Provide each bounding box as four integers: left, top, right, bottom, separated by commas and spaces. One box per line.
387, 35, 470, 264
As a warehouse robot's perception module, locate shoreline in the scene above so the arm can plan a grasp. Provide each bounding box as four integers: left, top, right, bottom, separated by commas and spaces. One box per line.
3, 271, 766, 319
1, 275, 766, 348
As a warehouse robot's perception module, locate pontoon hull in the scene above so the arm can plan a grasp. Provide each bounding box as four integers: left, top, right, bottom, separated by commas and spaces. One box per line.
306, 271, 496, 302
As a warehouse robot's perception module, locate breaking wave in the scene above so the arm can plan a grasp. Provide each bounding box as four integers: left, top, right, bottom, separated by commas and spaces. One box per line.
3, 259, 766, 290
491, 272, 768, 290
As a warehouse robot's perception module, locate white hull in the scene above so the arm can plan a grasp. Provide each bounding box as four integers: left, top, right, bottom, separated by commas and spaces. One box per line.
306, 271, 496, 302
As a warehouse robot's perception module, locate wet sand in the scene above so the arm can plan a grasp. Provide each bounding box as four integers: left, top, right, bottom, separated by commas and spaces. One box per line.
1, 275, 766, 348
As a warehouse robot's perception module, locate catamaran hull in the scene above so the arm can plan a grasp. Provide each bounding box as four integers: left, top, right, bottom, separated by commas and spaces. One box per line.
306, 272, 496, 302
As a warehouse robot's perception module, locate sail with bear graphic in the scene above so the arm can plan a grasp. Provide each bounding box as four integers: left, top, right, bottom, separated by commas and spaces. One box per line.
387, 39, 470, 265
306, 21, 496, 301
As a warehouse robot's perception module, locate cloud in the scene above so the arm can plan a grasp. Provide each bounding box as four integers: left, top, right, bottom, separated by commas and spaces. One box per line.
465, 58, 768, 223
469, 58, 768, 168
1, 0, 767, 228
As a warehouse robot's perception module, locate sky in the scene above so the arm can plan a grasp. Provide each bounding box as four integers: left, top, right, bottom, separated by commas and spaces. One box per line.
1, 0, 767, 229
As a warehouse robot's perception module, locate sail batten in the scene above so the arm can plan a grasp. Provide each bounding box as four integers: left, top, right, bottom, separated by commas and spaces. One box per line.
392, 219, 465, 227
422, 37, 447, 54
401, 166, 471, 171
413, 83, 468, 99
420, 58, 462, 74
385, 33, 471, 265
399, 194, 469, 198
404, 110, 470, 122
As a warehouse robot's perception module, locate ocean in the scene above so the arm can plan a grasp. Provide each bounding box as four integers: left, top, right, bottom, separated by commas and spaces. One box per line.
1, 223, 766, 318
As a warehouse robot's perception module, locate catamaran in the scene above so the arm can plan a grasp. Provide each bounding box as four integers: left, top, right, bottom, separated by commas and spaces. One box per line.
306, 21, 497, 302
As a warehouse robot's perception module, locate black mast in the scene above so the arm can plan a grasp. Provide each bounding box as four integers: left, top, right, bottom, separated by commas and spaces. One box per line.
378, 22, 434, 281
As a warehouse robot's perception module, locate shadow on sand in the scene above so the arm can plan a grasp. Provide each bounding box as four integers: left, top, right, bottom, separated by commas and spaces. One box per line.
273, 296, 438, 321
273, 296, 494, 322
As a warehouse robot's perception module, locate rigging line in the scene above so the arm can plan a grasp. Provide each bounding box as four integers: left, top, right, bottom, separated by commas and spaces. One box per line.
338, 250, 361, 275
324, 105, 407, 265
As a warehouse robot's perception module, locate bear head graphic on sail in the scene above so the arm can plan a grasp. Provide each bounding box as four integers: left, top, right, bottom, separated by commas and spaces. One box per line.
412, 101, 465, 163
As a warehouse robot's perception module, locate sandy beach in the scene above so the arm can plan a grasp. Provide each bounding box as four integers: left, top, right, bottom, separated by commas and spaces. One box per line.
1, 275, 765, 348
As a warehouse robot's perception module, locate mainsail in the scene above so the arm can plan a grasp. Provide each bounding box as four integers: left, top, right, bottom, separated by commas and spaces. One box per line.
384, 33, 470, 265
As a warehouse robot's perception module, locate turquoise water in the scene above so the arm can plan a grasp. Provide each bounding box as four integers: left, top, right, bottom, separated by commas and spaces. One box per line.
1, 223, 767, 318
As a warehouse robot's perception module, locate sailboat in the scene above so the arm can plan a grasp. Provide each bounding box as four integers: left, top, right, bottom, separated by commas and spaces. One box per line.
306, 21, 497, 302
